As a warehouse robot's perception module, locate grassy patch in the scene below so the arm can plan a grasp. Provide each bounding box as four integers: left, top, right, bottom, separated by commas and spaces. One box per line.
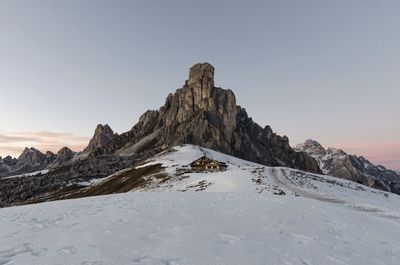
55, 164, 164, 200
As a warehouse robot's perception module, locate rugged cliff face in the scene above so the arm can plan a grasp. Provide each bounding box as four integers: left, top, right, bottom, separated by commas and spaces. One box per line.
296, 139, 400, 193
83, 124, 117, 154
93, 63, 321, 173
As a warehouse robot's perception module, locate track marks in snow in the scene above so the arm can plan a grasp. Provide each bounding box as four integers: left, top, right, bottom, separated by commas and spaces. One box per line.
131, 255, 180, 265
269, 168, 344, 203
0, 243, 47, 264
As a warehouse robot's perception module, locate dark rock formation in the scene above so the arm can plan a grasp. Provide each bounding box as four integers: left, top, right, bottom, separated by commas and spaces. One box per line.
94, 62, 321, 173
45, 151, 56, 164
0, 148, 56, 178
2, 156, 18, 166
349, 155, 400, 194
296, 139, 400, 193
83, 124, 117, 153
18, 147, 46, 167
50, 147, 76, 168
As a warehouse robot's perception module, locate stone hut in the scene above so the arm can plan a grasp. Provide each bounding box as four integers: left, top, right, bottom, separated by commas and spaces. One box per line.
189, 156, 228, 172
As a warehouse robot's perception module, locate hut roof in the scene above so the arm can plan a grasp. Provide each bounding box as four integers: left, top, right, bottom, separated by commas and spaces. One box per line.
189, 156, 227, 167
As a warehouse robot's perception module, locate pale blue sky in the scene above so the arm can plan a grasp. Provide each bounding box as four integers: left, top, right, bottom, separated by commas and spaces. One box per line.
0, 1, 399, 169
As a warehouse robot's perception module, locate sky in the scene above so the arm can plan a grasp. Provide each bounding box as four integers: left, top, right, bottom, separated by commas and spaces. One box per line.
0, 0, 399, 170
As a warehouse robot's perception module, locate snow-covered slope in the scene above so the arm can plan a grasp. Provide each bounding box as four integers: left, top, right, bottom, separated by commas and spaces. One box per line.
1, 144, 400, 264
1, 192, 400, 264
59, 145, 400, 213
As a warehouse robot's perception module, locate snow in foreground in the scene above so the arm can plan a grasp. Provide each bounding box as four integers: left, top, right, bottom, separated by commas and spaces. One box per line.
1, 145, 400, 264
1, 192, 400, 265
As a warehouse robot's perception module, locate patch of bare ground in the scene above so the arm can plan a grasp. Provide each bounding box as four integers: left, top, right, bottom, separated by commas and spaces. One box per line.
49, 164, 165, 201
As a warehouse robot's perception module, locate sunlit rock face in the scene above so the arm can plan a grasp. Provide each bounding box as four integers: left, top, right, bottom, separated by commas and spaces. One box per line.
83, 124, 117, 154
94, 62, 321, 174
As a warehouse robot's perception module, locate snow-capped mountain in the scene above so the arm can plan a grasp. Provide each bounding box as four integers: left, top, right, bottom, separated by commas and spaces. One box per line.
295, 139, 400, 194
1, 144, 400, 265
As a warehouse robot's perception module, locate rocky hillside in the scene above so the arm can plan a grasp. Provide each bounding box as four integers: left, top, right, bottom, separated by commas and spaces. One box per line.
296, 139, 400, 194
92, 62, 321, 174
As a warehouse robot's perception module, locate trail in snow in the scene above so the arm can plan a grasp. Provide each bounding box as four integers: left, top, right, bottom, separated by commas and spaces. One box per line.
270, 168, 400, 220
269, 167, 345, 203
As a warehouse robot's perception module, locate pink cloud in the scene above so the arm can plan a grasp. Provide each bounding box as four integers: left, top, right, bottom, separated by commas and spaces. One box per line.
0, 131, 90, 158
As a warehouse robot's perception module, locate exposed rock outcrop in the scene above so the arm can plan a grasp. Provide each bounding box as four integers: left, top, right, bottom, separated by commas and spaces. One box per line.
50, 147, 76, 168
296, 139, 400, 193
0, 149, 56, 178
0, 155, 18, 175
45, 151, 56, 164
2, 156, 18, 166
0, 147, 56, 177
93, 62, 321, 173
18, 147, 46, 167
83, 124, 117, 153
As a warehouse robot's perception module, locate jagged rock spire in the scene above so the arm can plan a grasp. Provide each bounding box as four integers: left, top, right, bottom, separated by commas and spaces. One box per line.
92, 62, 321, 174
187, 62, 215, 96
84, 124, 117, 153
17, 147, 46, 167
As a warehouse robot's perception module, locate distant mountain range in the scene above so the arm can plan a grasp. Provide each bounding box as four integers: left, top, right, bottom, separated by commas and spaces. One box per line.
295, 139, 400, 194
0, 124, 116, 177
0, 63, 399, 207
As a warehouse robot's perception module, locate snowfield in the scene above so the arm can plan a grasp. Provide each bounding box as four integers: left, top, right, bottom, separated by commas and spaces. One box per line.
1, 145, 400, 265
1, 193, 400, 265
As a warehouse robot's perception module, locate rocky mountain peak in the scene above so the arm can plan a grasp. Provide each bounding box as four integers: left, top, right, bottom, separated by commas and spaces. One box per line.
48, 147, 76, 168
44, 151, 56, 164
57, 147, 75, 159
84, 124, 117, 153
93, 62, 321, 174
2, 155, 18, 166
296, 139, 326, 155
45, 151, 55, 157
18, 147, 46, 167
187, 62, 215, 95
154, 62, 237, 153
159, 62, 236, 125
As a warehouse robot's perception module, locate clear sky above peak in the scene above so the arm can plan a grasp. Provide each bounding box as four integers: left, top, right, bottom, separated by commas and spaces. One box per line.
0, 0, 399, 170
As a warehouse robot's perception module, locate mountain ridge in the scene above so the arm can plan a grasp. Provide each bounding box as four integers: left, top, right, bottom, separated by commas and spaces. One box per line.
2, 62, 399, 207
296, 139, 400, 194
